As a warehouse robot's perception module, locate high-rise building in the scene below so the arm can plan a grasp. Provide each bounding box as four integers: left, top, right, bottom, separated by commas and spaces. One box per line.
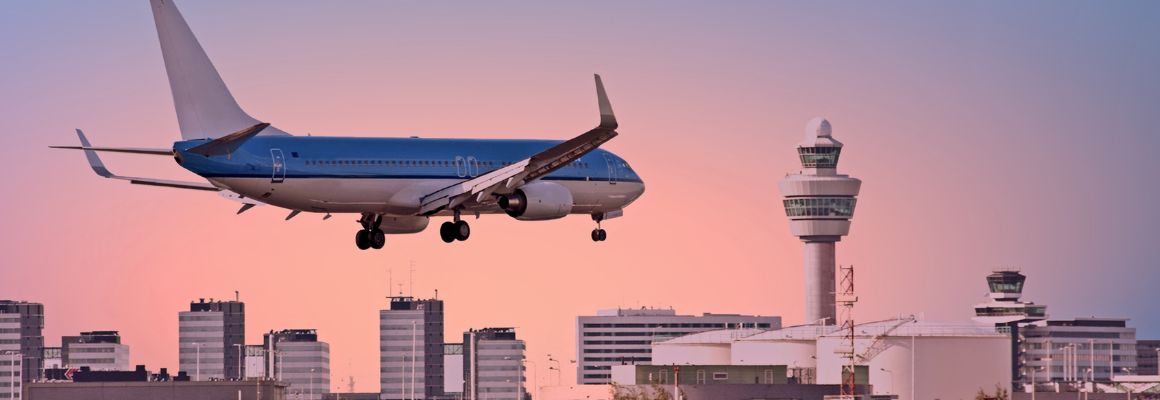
178, 298, 245, 381
576, 308, 781, 384
264, 329, 329, 400
778, 118, 861, 325
972, 270, 1048, 389
61, 331, 129, 371
1137, 340, 1160, 376
380, 296, 444, 400
464, 328, 524, 400
0, 300, 45, 393
1022, 318, 1137, 384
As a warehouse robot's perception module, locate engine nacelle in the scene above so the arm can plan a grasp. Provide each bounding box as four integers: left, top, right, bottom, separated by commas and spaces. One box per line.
498, 181, 574, 221
379, 215, 429, 234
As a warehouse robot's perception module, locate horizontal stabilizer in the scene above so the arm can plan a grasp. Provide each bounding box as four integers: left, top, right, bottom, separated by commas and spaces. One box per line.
48, 145, 174, 156
69, 129, 220, 191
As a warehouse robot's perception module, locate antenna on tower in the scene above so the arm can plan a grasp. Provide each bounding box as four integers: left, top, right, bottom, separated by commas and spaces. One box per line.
409, 260, 416, 297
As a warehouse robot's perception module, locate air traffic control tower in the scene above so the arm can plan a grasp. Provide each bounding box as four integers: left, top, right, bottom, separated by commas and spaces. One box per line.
779, 118, 861, 325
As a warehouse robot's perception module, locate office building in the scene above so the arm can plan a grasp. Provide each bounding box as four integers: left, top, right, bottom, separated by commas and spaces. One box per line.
778, 118, 862, 325
443, 343, 464, 397
380, 296, 444, 400
972, 270, 1048, 389
464, 328, 525, 400
178, 298, 245, 381
1, 299, 45, 398
61, 331, 130, 371
1137, 339, 1160, 376
264, 329, 330, 400
576, 307, 780, 384
1021, 318, 1137, 384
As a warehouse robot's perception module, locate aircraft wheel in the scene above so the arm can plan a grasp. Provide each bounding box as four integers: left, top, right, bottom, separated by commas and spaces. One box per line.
440, 222, 456, 243
597, 229, 607, 241
454, 220, 471, 241
370, 229, 386, 249
355, 230, 372, 250
591, 229, 601, 242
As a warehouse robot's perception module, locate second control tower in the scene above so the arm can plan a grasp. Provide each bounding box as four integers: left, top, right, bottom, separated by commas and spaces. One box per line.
779, 118, 861, 325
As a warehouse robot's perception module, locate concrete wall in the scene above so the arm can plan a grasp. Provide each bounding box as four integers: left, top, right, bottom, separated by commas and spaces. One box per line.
26, 381, 286, 400
652, 343, 731, 365
817, 335, 1010, 400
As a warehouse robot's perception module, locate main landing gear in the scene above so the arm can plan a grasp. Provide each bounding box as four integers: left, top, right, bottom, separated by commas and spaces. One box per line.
591, 213, 608, 242
355, 213, 386, 250
439, 210, 471, 243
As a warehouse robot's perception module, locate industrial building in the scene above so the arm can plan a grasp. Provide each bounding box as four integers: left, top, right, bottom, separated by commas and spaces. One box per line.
464, 328, 525, 400
630, 317, 1010, 400
779, 117, 861, 326
380, 296, 444, 400
263, 329, 330, 400
245, 345, 266, 379
178, 298, 245, 381
60, 331, 129, 371
576, 307, 780, 384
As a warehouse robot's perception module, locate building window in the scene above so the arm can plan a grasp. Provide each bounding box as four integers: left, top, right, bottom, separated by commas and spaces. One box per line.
712, 372, 728, 381
797, 146, 841, 168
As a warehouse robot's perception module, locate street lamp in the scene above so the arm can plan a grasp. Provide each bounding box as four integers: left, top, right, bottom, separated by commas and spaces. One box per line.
1028, 366, 1045, 400
310, 368, 315, 400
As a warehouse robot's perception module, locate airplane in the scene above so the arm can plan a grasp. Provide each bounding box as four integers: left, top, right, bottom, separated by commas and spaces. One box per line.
52, 0, 645, 250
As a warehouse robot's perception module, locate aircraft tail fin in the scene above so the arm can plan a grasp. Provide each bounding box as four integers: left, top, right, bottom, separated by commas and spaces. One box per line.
150, 0, 288, 140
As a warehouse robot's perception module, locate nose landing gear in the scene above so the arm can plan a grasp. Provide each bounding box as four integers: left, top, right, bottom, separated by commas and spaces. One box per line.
591, 213, 607, 242
356, 213, 386, 250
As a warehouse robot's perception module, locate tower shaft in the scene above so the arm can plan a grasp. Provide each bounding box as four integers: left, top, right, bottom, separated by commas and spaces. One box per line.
804, 241, 837, 324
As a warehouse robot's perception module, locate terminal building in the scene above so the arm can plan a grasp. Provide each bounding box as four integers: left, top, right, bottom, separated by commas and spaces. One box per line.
576, 307, 780, 384
61, 331, 129, 371
610, 317, 1010, 400
178, 298, 245, 381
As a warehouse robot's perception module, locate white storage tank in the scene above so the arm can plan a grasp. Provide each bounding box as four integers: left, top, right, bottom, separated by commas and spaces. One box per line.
651, 329, 763, 365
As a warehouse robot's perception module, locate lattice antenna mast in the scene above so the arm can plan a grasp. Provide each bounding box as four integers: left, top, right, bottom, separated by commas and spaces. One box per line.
837, 265, 858, 399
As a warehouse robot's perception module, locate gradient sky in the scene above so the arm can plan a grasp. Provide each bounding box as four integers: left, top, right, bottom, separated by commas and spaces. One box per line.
2, 0, 1159, 392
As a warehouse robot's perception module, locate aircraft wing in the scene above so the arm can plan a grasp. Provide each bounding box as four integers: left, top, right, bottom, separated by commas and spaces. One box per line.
66, 129, 221, 191
418, 74, 619, 215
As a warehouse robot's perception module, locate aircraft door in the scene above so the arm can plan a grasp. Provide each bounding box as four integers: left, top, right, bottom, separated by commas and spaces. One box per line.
603, 154, 619, 184
271, 148, 286, 183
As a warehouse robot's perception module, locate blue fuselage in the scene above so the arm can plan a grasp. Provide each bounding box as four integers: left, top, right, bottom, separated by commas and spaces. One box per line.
173, 136, 644, 215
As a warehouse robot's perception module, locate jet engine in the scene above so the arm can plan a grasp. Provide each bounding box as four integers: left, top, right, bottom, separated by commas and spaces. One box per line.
379, 215, 429, 234
498, 181, 574, 221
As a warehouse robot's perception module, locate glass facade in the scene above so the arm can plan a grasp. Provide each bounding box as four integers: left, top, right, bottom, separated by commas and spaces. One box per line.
986, 274, 1025, 294
783, 197, 856, 218
797, 147, 841, 168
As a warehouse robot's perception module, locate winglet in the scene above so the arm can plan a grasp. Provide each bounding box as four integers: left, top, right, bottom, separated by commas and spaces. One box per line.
76, 129, 114, 178
595, 74, 617, 130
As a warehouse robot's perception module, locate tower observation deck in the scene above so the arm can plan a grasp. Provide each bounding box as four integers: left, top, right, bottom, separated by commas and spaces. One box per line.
779, 118, 861, 325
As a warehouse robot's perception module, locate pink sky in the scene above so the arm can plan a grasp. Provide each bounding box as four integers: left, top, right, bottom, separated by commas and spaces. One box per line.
1, 0, 1158, 393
